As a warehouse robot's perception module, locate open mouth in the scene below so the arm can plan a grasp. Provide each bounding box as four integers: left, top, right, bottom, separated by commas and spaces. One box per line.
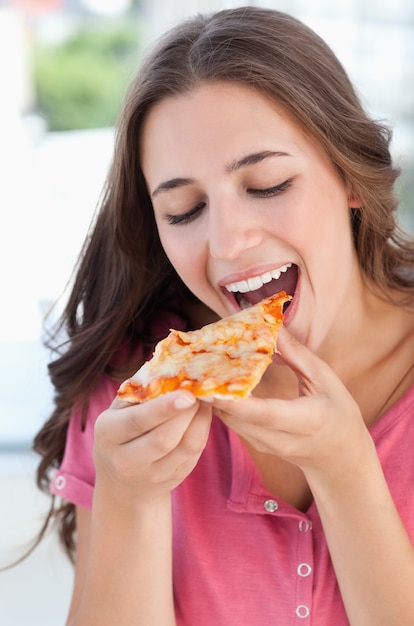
224, 263, 298, 310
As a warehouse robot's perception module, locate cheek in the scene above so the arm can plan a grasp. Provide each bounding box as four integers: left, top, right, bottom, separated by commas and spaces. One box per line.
158, 228, 205, 285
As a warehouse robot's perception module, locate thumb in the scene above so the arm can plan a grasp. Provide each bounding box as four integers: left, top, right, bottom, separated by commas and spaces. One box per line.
276, 326, 328, 396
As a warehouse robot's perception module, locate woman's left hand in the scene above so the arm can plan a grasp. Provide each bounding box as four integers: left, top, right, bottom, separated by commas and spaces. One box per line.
212, 326, 373, 479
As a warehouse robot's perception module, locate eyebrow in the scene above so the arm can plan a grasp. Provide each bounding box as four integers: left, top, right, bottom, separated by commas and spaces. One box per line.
151, 150, 291, 198
152, 177, 195, 198
225, 150, 291, 172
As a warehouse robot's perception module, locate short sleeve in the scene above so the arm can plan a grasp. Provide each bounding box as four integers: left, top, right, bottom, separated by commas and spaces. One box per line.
50, 374, 119, 510
49, 308, 188, 510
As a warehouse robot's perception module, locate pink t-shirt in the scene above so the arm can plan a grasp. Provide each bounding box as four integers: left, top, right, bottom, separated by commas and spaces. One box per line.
51, 361, 414, 625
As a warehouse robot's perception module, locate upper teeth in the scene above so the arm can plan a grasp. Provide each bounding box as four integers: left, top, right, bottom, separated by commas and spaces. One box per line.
225, 263, 292, 293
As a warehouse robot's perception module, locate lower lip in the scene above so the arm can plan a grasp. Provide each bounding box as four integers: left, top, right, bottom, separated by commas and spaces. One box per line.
283, 276, 300, 326
222, 288, 241, 311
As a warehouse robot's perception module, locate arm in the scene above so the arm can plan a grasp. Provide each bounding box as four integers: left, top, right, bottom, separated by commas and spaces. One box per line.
66, 392, 212, 626
68, 495, 175, 626
306, 444, 414, 626
213, 328, 414, 625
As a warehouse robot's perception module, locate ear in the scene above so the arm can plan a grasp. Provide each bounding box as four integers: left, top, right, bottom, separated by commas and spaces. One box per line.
348, 195, 362, 209
347, 188, 362, 208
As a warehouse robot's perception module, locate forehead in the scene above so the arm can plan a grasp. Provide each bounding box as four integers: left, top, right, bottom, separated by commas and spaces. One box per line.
140, 82, 313, 172
142, 82, 294, 134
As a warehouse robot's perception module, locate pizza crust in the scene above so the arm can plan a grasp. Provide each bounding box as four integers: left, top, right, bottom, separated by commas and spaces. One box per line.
117, 291, 291, 403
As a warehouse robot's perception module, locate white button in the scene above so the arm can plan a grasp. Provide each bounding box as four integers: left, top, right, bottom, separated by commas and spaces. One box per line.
296, 605, 310, 618
297, 563, 312, 577
54, 476, 66, 490
299, 520, 312, 532
263, 499, 278, 513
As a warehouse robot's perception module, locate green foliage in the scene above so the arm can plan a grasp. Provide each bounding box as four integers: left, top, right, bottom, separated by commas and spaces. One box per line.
34, 21, 140, 131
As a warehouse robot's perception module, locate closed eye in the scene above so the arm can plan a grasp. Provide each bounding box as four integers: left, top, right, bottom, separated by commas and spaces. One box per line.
165, 202, 206, 226
164, 178, 293, 225
247, 178, 293, 197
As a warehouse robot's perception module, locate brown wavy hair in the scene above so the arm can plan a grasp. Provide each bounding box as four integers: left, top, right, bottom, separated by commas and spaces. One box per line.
33, 6, 414, 561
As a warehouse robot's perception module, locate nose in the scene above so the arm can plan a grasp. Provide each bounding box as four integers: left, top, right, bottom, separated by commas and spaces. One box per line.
208, 198, 263, 260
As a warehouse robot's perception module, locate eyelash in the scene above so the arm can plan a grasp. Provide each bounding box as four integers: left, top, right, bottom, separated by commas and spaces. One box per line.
166, 202, 207, 226
165, 178, 293, 226
247, 177, 293, 197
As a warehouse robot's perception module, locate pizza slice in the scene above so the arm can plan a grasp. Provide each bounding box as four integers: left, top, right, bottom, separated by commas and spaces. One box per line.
117, 291, 291, 403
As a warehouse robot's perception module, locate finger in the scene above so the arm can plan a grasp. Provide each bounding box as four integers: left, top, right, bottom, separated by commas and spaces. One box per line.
276, 326, 332, 396
212, 394, 312, 434
217, 396, 308, 426
151, 401, 213, 477
110, 396, 133, 410
134, 408, 205, 463
109, 390, 197, 410
179, 400, 213, 453
98, 391, 198, 445
107, 401, 212, 491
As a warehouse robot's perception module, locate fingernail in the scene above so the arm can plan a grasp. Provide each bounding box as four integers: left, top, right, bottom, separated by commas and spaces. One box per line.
174, 394, 196, 409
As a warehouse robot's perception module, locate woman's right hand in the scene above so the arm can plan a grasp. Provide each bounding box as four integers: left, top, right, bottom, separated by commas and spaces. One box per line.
67, 391, 210, 625
92, 391, 213, 508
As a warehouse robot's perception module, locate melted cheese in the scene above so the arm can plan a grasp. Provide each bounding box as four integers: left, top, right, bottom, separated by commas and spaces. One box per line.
117, 291, 290, 402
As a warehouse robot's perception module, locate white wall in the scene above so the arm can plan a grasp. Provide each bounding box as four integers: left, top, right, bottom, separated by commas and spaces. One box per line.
0, 454, 73, 626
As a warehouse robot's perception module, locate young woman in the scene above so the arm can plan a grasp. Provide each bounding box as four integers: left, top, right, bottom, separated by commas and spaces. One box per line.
34, 7, 414, 625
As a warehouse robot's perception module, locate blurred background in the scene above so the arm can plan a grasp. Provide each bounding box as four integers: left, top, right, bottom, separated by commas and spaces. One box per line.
0, 0, 413, 623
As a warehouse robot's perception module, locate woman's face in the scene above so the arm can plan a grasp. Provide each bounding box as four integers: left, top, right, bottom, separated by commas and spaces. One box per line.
141, 82, 361, 351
